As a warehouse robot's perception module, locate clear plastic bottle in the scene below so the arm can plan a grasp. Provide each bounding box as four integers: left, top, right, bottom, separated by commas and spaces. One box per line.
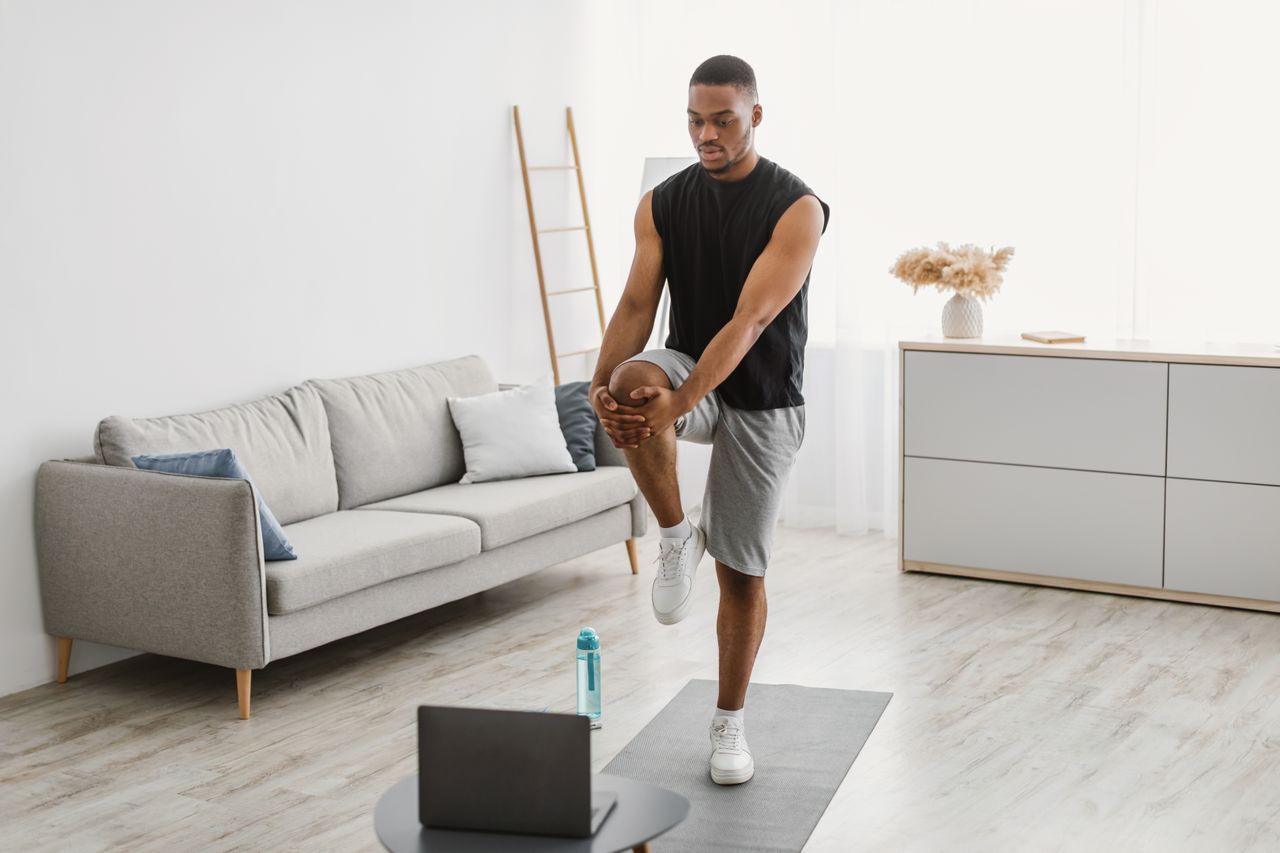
576, 627, 602, 721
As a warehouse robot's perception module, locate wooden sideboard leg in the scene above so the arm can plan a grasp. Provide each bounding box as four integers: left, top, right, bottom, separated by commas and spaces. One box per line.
632, 844, 652, 853
236, 669, 252, 720
55, 637, 73, 683
625, 538, 639, 575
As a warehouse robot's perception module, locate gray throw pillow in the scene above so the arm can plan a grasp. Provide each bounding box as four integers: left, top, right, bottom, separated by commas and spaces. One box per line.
555, 381, 598, 471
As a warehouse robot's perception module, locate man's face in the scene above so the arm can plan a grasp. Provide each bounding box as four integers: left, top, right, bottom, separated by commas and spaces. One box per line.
687, 84, 759, 175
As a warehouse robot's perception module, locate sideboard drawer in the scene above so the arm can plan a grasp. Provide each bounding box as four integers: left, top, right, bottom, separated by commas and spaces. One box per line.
904, 351, 1167, 475
1167, 363, 1280, 486
1164, 478, 1280, 601
903, 456, 1164, 587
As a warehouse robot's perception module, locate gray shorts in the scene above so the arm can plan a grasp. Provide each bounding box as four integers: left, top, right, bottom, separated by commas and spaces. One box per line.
618, 348, 805, 577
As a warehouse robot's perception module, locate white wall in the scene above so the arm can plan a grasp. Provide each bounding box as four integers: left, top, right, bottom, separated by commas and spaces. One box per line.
0, 0, 613, 697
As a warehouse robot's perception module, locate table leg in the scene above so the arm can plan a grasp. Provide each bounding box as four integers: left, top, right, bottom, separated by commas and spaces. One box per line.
632, 844, 652, 853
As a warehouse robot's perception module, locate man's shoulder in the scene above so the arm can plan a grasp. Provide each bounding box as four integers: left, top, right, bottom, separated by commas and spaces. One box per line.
762, 159, 829, 232
761, 158, 811, 193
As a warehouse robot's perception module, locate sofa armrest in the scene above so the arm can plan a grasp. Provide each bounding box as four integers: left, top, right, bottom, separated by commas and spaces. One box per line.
34, 460, 269, 670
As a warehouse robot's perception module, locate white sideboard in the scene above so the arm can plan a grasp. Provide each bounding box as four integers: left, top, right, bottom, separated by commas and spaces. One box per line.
898, 334, 1280, 612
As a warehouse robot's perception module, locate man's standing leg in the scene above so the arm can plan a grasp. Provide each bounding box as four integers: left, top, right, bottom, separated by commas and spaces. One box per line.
699, 558, 765, 785
715, 561, 766, 712
701, 404, 805, 785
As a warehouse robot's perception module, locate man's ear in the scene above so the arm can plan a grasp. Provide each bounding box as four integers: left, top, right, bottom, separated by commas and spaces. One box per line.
752, 104, 763, 127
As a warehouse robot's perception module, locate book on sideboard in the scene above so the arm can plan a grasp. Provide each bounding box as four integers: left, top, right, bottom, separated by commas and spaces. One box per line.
1021, 331, 1086, 344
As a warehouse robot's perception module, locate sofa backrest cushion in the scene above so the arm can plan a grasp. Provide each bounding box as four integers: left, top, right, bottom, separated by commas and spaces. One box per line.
305, 354, 497, 509
94, 384, 339, 526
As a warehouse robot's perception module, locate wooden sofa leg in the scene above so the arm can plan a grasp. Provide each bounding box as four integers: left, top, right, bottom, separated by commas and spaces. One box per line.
625, 538, 639, 575
236, 669, 252, 720
55, 637, 73, 683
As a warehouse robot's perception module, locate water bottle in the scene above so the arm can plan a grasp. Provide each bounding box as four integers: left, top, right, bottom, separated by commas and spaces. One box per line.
576, 627, 602, 721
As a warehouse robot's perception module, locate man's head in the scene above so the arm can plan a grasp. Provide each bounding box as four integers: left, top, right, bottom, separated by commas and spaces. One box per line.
688, 55, 761, 176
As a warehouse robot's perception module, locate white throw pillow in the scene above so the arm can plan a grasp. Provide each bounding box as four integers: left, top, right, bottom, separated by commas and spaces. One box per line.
446, 381, 578, 483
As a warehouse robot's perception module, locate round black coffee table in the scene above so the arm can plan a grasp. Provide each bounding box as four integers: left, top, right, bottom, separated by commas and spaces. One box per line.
374, 772, 688, 853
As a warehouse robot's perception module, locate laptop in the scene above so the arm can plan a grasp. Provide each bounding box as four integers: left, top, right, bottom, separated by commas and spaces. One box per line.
417, 705, 617, 838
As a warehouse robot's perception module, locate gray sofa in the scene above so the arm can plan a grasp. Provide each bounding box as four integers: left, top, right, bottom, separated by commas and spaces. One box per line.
34, 355, 646, 718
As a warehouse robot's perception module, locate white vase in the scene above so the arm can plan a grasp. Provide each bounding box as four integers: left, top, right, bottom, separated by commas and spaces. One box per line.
941, 292, 983, 338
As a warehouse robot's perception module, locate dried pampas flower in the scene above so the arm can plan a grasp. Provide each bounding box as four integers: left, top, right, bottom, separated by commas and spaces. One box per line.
890, 242, 1015, 302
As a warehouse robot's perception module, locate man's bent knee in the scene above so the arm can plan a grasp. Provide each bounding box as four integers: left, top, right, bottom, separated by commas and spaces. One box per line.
608, 360, 672, 406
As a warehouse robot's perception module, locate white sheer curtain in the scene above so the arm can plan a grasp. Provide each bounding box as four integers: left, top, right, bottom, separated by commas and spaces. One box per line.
586, 0, 1280, 540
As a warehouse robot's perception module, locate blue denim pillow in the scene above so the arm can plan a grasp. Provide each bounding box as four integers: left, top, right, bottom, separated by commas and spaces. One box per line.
131, 448, 298, 561
554, 381, 597, 472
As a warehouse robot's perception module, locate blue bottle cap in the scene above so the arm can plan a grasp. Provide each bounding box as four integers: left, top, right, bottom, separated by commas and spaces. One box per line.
577, 627, 600, 650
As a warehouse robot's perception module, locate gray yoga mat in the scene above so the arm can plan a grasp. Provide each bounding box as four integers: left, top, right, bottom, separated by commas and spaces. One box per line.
603, 679, 892, 852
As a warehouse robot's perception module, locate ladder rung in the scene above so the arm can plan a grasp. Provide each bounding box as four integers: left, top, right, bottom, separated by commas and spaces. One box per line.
538, 226, 588, 234
556, 345, 601, 359
548, 286, 595, 296
528, 165, 580, 171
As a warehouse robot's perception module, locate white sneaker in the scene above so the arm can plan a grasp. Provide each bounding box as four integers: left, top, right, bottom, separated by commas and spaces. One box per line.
651, 524, 706, 625
709, 715, 754, 785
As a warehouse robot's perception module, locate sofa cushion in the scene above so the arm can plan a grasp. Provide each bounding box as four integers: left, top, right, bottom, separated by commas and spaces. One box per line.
95, 384, 339, 526
268, 510, 481, 614
305, 355, 497, 510
357, 467, 638, 550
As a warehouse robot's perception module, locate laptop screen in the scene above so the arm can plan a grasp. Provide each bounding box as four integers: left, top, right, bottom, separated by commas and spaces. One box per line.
417, 706, 593, 837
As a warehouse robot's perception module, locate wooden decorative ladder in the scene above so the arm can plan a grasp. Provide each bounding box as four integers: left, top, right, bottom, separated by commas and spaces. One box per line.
511, 105, 606, 384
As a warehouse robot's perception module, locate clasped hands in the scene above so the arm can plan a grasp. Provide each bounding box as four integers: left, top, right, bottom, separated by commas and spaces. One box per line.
590, 383, 690, 449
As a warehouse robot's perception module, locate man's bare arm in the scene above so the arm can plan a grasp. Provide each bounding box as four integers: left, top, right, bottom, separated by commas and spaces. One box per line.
590, 190, 665, 389
586, 190, 665, 446
673, 194, 826, 411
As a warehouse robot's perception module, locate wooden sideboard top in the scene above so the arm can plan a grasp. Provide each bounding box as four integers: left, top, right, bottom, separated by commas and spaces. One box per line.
899, 333, 1280, 368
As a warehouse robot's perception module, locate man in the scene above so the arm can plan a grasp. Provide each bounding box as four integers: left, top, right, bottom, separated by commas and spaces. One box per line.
588, 54, 830, 785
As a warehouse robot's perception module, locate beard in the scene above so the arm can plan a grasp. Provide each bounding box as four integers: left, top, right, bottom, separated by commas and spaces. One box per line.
699, 146, 741, 174
698, 129, 751, 174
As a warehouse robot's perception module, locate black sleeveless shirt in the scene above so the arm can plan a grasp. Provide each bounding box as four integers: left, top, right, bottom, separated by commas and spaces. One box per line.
650, 156, 830, 410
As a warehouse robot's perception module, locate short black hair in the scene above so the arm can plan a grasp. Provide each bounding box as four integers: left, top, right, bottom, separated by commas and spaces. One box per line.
689, 55, 758, 103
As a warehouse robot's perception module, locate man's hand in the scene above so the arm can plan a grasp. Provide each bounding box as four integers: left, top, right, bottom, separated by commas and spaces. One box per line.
624, 385, 688, 443
590, 384, 651, 449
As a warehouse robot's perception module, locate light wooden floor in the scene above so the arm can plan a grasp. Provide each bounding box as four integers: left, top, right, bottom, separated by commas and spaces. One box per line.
3, 520, 1279, 852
